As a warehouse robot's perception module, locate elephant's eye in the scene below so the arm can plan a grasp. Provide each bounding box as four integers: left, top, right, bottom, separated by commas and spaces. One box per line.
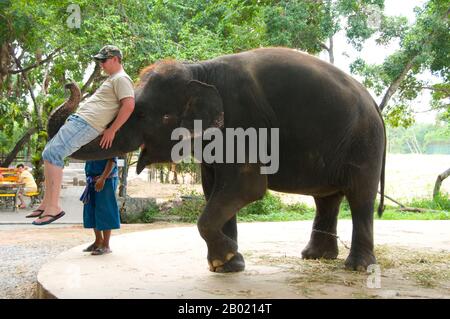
162, 114, 171, 124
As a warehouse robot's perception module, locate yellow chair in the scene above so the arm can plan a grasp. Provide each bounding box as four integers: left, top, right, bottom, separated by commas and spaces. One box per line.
0, 190, 20, 211
25, 191, 41, 206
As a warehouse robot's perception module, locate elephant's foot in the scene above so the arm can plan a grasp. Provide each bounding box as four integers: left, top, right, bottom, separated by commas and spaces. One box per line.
301, 235, 338, 260
208, 252, 245, 273
345, 252, 376, 271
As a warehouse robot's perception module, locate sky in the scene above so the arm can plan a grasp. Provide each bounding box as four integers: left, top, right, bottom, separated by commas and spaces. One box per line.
318, 0, 439, 124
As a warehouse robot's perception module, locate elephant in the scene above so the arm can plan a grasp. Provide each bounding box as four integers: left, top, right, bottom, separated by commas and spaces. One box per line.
48, 47, 386, 273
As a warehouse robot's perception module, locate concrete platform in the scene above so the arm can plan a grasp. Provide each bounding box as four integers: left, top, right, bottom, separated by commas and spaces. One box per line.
37, 220, 450, 299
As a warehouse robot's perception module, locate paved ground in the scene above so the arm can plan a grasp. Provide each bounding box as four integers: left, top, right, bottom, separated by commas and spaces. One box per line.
36, 220, 450, 299
1, 155, 449, 299
0, 186, 85, 225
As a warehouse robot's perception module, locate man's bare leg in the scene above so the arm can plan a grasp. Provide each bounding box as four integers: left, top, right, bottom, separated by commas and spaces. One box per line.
27, 163, 50, 217
33, 160, 63, 224
94, 230, 104, 247
102, 230, 111, 249
34, 162, 50, 212
17, 193, 26, 208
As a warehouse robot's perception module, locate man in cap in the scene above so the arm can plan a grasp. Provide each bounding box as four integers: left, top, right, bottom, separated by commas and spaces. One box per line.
29, 45, 135, 225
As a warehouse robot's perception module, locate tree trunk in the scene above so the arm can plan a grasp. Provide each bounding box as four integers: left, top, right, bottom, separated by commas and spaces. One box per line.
81, 63, 101, 97
0, 126, 37, 167
433, 168, 450, 198
171, 163, 178, 184
379, 56, 417, 112
328, 36, 334, 65
10, 46, 43, 129
119, 155, 130, 198
320, 37, 334, 65
159, 170, 164, 183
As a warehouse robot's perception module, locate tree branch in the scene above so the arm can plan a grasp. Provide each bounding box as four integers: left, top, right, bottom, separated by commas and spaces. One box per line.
379, 55, 417, 112
81, 63, 101, 95
320, 42, 330, 51
10, 46, 42, 129
8, 48, 62, 74
0, 126, 37, 167
378, 191, 406, 208
421, 86, 450, 96
433, 167, 450, 198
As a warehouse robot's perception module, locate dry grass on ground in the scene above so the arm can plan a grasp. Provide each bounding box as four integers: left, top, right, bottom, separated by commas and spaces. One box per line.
250, 245, 450, 298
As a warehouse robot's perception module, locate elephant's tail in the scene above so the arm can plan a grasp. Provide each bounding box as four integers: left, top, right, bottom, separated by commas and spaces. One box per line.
377, 104, 386, 218
377, 140, 386, 217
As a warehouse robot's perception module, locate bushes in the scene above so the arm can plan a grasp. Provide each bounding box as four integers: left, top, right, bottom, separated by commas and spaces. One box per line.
409, 193, 450, 211
239, 192, 284, 216
126, 191, 450, 224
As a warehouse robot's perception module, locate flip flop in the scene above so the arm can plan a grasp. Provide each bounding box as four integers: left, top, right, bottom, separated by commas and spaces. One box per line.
32, 211, 66, 226
83, 243, 99, 252
91, 247, 112, 255
25, 209, 44, 218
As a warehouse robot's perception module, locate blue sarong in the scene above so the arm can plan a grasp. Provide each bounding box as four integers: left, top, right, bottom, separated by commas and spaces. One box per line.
81, 159, 120, 231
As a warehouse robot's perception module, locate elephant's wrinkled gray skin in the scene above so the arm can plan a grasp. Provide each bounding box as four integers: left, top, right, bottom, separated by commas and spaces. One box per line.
50, 48, 386, 273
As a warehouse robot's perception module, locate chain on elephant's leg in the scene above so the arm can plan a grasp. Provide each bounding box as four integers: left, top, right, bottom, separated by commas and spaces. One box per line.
302, 193, 343, 260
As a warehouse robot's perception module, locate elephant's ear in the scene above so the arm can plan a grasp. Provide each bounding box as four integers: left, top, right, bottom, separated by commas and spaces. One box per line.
181, 80, 224, 131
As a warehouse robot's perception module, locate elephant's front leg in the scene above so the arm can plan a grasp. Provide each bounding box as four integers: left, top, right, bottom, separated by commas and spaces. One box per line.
197, 196, 247, 273
197, 166, 266, 273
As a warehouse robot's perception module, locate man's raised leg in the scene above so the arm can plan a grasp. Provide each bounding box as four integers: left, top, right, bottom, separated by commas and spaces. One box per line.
33, 160, 63, 224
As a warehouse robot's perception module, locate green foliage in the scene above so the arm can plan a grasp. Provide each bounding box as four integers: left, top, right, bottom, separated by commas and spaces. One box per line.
410, 193, 450, 211
0, 0, 267, 167
385, 104, 415, 128
387, 122, 450, 154
376, 15, 409, 45
375, 208, 449, 220
1, 0, 449, 169
263, 0, 329, 53
140, 202, 160, 223
123, 201, 160, 223
125, 192, 449, 223
351, 0, 449, 125
239, 192, 284, 216
263, 0, 386, 53
168, 195, 205, 223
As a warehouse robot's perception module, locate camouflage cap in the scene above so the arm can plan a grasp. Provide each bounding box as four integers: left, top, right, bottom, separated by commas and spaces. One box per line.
93, 45, 123, 60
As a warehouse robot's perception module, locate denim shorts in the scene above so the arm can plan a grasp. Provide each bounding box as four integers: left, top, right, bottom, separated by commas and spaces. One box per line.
42, 114, 100, 168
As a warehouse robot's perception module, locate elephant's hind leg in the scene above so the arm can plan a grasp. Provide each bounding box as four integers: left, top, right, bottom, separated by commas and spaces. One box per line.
302, 193, 343, 260
344, 190, 377, 271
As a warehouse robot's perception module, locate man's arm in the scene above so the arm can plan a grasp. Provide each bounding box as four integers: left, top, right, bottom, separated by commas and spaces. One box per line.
99, 97, 135, 149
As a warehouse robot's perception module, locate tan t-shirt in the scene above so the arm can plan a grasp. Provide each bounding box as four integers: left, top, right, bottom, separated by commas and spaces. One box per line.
19, 170, 38, 193
76, 69, 134, 132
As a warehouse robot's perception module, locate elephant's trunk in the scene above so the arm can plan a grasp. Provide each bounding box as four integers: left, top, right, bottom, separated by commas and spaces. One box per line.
47, 81, 81, 140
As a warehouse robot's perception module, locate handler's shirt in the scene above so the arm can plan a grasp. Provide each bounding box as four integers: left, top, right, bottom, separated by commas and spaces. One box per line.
76, 69, 134, 132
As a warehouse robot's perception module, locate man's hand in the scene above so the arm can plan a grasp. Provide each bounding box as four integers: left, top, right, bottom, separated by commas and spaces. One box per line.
95, 177, 106, 192
100, 127, 116, 149
98, 97, 134, 149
